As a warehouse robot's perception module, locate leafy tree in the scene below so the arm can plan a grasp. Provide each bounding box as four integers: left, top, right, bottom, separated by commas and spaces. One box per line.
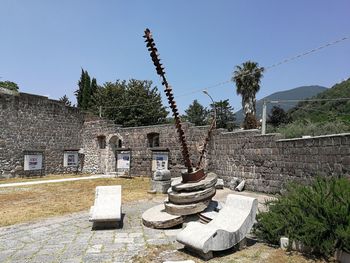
59, 95, 72, 107
232, 61, 264, 129
288, 78, 350, 124
94, 79, 168, 127
75, 69, 93, 110
267, 105, 290, 127
0, 81, 19, 91
184, 100, 209, 126
210, 99, 235, 130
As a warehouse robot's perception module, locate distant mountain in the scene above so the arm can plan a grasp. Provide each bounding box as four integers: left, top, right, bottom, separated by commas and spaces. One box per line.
234, 85, 328, 123
289, 78, 350, 123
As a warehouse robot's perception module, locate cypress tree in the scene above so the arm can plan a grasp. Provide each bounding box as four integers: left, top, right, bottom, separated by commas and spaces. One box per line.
75, 69, 85, 108
81, 70, 91, 110
89, 78, 98, 108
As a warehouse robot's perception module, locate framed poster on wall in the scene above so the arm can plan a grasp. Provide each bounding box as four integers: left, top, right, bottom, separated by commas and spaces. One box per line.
117, 150, 131, 176
152, 151, 169, 171
24, 154, 43, 171
64, 151, 79, 167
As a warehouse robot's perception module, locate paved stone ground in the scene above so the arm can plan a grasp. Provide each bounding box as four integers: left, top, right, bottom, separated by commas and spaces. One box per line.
0, 198, 180, 263
0, 190, 272, 263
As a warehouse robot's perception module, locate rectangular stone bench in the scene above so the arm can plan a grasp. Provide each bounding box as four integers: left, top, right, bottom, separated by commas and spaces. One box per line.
89, 185, 122, 228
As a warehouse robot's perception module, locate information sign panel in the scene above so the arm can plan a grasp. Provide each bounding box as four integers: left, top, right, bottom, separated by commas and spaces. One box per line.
117, 151, 131, 175
24, 154, 43, 171
64, 151, 79, 167
152, 152, 169, 171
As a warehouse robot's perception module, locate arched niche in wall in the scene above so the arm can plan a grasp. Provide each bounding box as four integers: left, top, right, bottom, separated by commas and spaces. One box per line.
107, 133, 124, 150
147, 132, 160, 148
105, 133, 124, 173
97, 135, 106, 149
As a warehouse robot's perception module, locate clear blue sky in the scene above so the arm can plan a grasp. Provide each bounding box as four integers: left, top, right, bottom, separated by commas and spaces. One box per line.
1, 0, 349, 113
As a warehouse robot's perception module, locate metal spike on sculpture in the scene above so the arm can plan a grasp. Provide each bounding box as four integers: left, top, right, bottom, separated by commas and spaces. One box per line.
143, 28, 207, 183
142, 28, 219, 228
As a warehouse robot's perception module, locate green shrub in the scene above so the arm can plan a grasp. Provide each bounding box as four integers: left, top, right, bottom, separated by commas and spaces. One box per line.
254, 177, 350, 257
274, 119, 350, 138
0, 81, 19, 91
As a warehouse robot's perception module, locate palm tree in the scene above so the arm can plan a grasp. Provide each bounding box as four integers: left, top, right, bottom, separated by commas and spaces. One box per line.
232, 61, 264, 129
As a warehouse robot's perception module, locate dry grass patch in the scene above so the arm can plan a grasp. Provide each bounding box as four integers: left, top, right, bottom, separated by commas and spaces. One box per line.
0, 177, 159, 227
132, 243, 334, 263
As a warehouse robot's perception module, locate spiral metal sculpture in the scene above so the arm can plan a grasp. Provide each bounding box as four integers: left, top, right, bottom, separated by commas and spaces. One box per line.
143, 28, 193, 173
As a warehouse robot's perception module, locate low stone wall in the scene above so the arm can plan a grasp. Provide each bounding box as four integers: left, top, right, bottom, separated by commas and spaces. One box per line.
0, 92, 84, 177
208, 130, 350, 193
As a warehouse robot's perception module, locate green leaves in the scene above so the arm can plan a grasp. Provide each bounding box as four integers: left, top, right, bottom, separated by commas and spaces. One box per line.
0, 81, 19, 91
75, 69, 92, 110
211, 99, 236, 130
94, 79, 168, 127
184, 100, 209, 126
59, 95, 72, 106
232, 61, 264, 129
254, 177, 350, 257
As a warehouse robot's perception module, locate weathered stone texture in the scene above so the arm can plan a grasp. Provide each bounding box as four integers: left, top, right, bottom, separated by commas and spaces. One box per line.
0, 92, 83, 177
82, 121, 208, 177
208, 130, 350, 193
1, 91, 349, 193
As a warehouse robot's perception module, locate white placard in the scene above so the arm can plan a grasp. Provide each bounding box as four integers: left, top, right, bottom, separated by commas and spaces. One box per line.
117, 152, 130, 170
64, 152, 79, 167
24, 154, 43, 171
152, 152, 168, 171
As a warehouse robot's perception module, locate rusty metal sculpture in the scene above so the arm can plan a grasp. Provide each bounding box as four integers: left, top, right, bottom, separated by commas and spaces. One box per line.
144, 28, 214, 183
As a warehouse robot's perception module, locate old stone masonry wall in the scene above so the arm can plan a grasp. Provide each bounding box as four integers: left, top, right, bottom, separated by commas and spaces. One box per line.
1, 90, 349, 193
208, 130, 350, 193
0, 92, 84, 177
82, 119, 209, 177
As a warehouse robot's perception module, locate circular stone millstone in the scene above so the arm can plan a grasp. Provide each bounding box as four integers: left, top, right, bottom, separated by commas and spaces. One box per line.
142, 204, 184, 229
164, 199, 211, 216
171, 172, 218, 192
168, 186, 216, 205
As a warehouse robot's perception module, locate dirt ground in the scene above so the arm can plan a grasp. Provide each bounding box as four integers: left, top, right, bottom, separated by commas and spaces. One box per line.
132, 242, 334, 263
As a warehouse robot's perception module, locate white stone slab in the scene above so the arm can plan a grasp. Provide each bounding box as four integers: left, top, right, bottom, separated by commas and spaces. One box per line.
235, 180, 245, 192
176, 194, 258, 254
215, 178, 224, 189
280, 236, 289, 249
89, 185, 121, 222
164, 199, 211, 216
168, 186, 216, 204
142, 204, 184, 229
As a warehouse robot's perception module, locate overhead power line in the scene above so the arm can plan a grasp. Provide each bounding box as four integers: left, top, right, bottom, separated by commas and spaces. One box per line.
268, 97, 350, 103
176, 35, 350, 97
97, 35, 349, 112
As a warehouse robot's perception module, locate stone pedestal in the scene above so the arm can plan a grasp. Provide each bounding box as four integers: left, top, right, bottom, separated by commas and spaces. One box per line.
151, 179, 171, 194
150, 169, 171, 194
142, 204, 184, 229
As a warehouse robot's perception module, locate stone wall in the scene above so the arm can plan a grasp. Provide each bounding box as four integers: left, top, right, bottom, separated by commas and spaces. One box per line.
0, 92, 84, 177
82, 120, 208, 177
1, 90, 349, 193
209, 130, 350, 193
